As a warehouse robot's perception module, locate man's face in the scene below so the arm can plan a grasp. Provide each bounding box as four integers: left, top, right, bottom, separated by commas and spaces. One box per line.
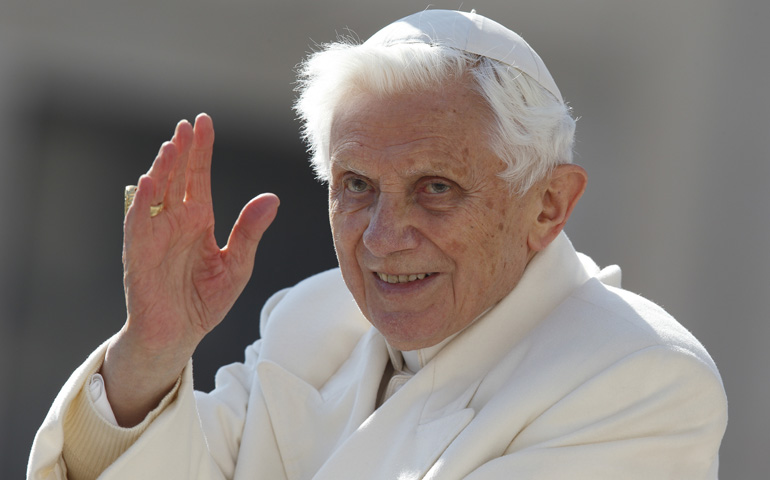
328, 79, 542, 351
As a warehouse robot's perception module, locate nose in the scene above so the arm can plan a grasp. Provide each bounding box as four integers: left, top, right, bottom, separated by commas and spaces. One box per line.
362, 194, 419, 257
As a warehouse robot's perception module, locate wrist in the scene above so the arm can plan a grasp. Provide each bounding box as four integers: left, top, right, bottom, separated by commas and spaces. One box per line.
100, 329, 191, 427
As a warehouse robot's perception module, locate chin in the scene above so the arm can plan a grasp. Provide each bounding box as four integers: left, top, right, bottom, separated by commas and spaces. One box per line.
368, 311, 452, 351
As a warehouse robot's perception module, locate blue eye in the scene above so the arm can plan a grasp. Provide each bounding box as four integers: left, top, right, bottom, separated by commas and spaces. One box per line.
345, 177, 371, 193
425, 182, 450, 194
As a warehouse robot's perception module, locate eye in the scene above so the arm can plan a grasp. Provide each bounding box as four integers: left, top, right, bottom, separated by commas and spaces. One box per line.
344, 177, 371, 193
424, 181, 451, 194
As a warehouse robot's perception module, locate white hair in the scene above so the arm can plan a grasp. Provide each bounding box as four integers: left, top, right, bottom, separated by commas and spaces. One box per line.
294, 40, 576, 194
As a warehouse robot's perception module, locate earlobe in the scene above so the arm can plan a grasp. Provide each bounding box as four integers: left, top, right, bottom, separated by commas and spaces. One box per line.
527, 164, 587, 251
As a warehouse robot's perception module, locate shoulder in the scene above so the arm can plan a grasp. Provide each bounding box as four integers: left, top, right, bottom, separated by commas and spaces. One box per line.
493, 276, 726, 408
259, 268, 354, 329
565, 278, 718, 371
486, 279, 727, 466
528, 278, 727, 424
256, 268, 371, 370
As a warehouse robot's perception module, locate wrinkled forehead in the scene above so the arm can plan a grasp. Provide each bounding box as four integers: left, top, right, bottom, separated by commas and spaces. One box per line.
364, 9, 562, 103
328, 84, 506, 184
329, 78, 494, 151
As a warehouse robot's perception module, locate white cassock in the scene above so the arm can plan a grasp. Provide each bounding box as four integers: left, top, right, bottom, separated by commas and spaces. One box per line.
28, 233, 727, 479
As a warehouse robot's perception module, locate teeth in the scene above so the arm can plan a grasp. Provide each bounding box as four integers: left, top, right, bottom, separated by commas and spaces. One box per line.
377, 272, 431, 284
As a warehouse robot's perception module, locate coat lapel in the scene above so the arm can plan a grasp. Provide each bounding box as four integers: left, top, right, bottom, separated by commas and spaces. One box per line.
261, 323, 485, 480
311, 356, 482, 480
258, 327, 388, 480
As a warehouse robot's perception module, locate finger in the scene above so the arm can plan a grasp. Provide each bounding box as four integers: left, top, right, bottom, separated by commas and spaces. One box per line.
145, 142, 177, 206
166, 120, 193, 209
125, 174, 157, 238
185, 113, 215, 205
222, 193, 280, 277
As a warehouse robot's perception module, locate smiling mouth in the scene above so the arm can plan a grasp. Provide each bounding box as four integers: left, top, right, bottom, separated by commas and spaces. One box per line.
376, 272, 434, 284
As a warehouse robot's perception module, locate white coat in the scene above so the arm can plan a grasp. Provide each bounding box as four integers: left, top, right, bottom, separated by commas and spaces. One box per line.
28, 233, 727, 479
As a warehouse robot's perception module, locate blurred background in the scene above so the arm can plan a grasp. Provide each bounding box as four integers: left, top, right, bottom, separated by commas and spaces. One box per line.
2, 0, 767, 477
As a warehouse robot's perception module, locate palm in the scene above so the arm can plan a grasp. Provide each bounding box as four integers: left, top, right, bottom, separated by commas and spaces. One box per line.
99, 114, 278, 426
122, 114, 278, 356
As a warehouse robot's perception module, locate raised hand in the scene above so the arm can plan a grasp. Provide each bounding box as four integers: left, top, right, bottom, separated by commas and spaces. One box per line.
102, 114, 279, 426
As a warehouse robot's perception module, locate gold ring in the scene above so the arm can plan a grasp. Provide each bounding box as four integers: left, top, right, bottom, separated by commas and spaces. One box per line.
124, 185, 164, 217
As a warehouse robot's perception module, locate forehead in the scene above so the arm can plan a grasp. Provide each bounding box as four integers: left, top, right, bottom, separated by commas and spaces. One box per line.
329, 82, 504, 180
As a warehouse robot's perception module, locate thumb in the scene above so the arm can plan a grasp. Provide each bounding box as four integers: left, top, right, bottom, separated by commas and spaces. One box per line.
223, 193, 280, 272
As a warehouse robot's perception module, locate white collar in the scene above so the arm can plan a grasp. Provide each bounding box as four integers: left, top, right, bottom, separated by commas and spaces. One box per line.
385, 333, 457, 375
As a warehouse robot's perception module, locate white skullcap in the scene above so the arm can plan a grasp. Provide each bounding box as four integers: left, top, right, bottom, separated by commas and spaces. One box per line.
364, 9, 563, 103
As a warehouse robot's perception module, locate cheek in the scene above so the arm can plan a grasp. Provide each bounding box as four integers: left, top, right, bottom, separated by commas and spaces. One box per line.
445, 237, 469, 255
437, 219, 503, 284
330, 213, 366, 301
454, 204, 529, 281
455, 207, 511, 253
330, 209, 367, 265
491, 214, 533, 289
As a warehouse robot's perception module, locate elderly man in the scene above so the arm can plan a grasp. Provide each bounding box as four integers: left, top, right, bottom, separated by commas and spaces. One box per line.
28, 9, 726, 480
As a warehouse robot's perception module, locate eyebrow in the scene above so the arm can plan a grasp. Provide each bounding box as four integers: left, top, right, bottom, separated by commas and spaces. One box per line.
331, 157, 464, 180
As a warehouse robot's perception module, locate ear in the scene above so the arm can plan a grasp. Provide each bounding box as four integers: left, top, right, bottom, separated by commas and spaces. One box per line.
527, 164, 587, 252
